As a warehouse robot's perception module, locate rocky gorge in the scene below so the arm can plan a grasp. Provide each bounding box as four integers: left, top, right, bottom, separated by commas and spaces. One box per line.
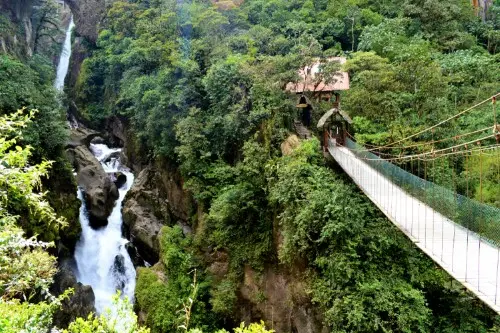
47, 1, 334, 331
2, 0, 495, 331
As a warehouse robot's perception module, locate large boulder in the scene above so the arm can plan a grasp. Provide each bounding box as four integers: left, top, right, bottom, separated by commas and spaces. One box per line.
51, 260, 95, 329
112, 172, 127, 189
125, 242, 145, 267
122, 162, 195, 264
123, 168, 165, 264
66, 145, 118, 228
66, 127, 101, 149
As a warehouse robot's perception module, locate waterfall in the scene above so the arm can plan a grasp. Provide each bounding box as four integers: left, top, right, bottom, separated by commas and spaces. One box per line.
54, 15, 79, 128
54, 13, 136, 316
74, 144, 137, 314
55, 16, 74, 91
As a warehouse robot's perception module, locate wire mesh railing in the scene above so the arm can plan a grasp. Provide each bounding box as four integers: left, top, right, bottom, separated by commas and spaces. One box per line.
343, 138, 500, 247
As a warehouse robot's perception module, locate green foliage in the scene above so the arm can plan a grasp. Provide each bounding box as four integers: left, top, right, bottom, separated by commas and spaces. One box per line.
467, 150, 500, 207
187, 321, 273, 333
0, 109, 67, 239
0, 295, 67, 333
268, 139, 497, 332
135, 226, 217, 333
209, 278, 238, 317
438, 49, 500, 104
0, 55, 67, 161
64, 295, 149, 333
403, 0, 476, 51
230, 321, 274, 333
0, 110, 70, 332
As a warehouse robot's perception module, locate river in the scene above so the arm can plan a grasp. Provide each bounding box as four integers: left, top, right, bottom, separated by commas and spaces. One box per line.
55, 16, 137, 314
74, 145, 136, 313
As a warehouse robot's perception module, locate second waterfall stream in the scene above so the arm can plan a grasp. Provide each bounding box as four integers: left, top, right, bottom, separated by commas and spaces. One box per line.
74, 144, 136, 314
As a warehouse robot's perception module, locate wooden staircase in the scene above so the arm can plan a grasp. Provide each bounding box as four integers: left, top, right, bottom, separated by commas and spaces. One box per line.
294, 120, 312, 139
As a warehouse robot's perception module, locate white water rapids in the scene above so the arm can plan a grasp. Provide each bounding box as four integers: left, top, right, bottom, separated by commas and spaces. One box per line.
74, 144, 137, 313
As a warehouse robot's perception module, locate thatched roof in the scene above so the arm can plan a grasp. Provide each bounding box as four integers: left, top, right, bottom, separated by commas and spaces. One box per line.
317, 108, 352, 129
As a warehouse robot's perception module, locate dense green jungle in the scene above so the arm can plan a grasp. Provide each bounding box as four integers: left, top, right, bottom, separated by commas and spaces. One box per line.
1, 0, 500, 332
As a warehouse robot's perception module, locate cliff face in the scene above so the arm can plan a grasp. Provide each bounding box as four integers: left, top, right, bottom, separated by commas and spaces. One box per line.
65, 0, 109, 43
0, 0, 71, 63
0, 0, 34, 56
64, 0, 112, 115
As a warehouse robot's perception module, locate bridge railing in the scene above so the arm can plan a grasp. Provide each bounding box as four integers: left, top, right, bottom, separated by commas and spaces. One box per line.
342, 138, 500, 246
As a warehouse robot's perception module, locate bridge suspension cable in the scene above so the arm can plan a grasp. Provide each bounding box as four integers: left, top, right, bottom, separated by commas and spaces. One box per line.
357, 93, 500, 151
362, 133, 499, 161
347, 126, 492, 150
345, 133, 498, 161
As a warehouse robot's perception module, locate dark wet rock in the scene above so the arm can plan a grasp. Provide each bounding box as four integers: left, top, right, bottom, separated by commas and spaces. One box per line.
90, 136, 106, 145
105, 115, 127, 149
112, 254, 127, 292
104, 151, 121, 164
125, 242, 145, 267
113, 172, 127, 189
51, 260, 95, 329
56, 242, 72, 259
113, 254, 126, 275
106, 116, 146, 172
66, 145, 118, 228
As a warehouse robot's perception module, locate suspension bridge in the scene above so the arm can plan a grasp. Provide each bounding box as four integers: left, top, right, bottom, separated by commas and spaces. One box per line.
324, 94, 500, 313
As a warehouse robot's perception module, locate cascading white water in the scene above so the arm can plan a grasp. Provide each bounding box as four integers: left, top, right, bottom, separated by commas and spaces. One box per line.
55, 13, 136, 315
54, 15, 79, 128
55, 16, 75, 91
74, 144, 137, 314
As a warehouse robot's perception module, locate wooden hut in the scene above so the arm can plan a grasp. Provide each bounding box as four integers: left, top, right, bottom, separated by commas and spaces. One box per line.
286, 57, 350, 108
286, 57, 350, 128
317, 108, 352, 150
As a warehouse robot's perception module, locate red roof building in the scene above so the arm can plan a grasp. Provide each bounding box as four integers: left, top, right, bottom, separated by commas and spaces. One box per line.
286, 57, 350, 111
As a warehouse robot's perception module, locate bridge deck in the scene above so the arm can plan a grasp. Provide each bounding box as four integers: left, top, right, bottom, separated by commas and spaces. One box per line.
328, 142, 500, 313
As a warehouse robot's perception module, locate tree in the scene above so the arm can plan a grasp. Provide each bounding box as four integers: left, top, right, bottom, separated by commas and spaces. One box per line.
0, 109, 68, 332
403, 0, 476, 51
0, 55, 67, 162
135, 226, 217, 333
343, 52, 402, 126
32, 0, 62, 57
